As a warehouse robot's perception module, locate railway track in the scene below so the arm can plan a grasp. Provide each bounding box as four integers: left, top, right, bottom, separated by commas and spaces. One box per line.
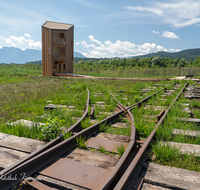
0, 80, 197, 190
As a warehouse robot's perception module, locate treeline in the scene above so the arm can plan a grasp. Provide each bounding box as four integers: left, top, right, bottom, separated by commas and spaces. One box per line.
25, 60, 42, 66
0, 63, 42, 70
1, 55, 200, 72
74, 56, 200, 71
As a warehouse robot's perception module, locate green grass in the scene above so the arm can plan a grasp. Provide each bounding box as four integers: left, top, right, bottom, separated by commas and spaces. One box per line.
75, 69, 177, 78
150, 83, 200, 172
104, 125, 131, 136
0, 77, 89, 140
81, 118, 92, 129
116, 144, 125, 156
99, 123, 107, 132
152, 143, 200, 172
155, 95, 200, 145
75, 136, 88, 149
39, 116, 63, 141
0, 124, 43, 140
98, 144, 108, 154
192, 109, 200, 119
191, 100, 200, 108
63, 131, 72, 140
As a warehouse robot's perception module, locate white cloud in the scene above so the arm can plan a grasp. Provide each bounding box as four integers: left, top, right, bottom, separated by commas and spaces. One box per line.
0, 35, 41, 49
77, 0, 92, 7
127, 6, 163, 16
162, 31, 179, 39
126, 0, 200, 27
24, 33, 31, 38
153, 31, 160, 34
80, 35, 170, 58
169, 48, 180, 52
75, 42, 80, 45
89, 35, 102, 45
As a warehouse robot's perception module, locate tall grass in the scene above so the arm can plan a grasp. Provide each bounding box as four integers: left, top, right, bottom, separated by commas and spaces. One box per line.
0, 124, 43, 140
74, 67, 200, 78
152, 143, 200, 172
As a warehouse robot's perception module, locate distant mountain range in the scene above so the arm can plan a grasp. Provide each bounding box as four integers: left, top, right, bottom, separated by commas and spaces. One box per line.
133, 48, 200, 61
0, 47, 200, 64
0, 47, 86, 64
74, 48, 200, 62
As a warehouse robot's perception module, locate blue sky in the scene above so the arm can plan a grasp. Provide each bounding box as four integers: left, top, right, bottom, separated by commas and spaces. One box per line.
0, 0, 200, 58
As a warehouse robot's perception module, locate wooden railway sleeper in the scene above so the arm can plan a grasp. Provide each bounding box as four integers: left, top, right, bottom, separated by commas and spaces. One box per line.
25, 177, 58, 190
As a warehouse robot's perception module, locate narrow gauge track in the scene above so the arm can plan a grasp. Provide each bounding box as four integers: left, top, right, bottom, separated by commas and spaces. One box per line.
0, 82, 185, 190
113, 82, 189, 190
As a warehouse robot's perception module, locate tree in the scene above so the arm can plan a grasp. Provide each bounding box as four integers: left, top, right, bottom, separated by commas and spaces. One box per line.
173, 57, 180, 67
151, 56, 160, 67
177, 58, 188, 67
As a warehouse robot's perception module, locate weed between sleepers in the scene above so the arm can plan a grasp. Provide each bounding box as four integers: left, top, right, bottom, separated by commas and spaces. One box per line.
116, 144, 125, 156
131, 82, 186, 139
104, 125, 131, 137
151, 81, 200, 172
98, 144, 109, 154
39, 116, 63, 142
0, 123, 43, 140
155, 102, 200, 145
81, 118, 92, 129
75, 136, 88, 150
152, 143, 200, 172
88, 84, 118, 119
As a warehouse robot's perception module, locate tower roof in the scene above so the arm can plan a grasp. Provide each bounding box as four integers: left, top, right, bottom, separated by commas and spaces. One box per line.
43, 21, 73, 30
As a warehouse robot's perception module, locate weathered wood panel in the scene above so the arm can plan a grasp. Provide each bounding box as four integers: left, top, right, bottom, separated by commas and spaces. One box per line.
68, 26, 74, 73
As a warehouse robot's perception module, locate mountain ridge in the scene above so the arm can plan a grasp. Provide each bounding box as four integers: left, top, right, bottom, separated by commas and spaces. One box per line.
132, 48, 200, 61
0, 46, 86, 64
0, 47, 200, 64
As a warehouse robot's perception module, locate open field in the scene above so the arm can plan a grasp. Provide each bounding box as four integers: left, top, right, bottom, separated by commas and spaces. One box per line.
0, 68, 200, 189
1, 63, 200, 78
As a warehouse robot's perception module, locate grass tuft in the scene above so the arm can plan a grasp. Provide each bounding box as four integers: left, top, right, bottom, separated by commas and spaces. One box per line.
75, 136, 88, 149
116, 144, 125, 156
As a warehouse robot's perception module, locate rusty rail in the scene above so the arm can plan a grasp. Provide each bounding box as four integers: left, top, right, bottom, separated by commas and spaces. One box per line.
113, 82, 189, 190
100, 109, 136, 190
100, 86, 169, 190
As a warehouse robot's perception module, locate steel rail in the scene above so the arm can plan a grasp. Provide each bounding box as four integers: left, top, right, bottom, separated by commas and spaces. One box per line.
113, 82, 189, 190
0, 86, 169, 190
100, 109, 136, 190
100, 87, 167, 190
